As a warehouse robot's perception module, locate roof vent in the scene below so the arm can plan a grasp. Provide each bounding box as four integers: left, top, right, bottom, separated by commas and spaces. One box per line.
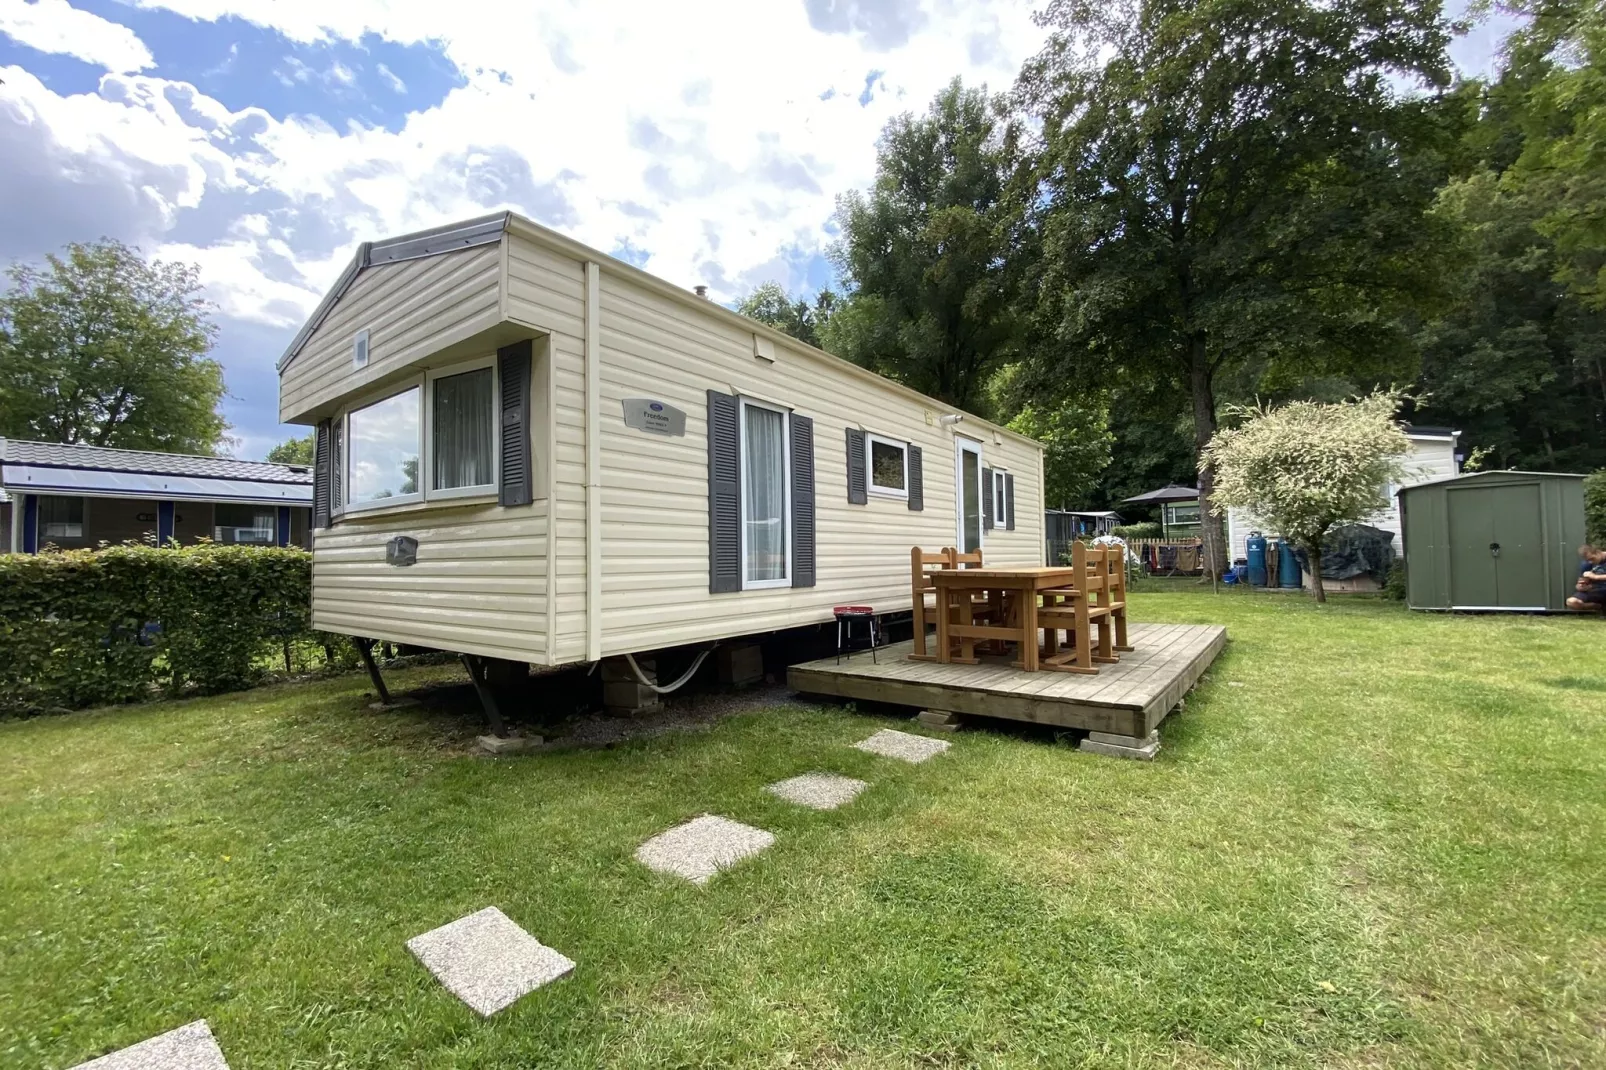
693, 285, 709, 299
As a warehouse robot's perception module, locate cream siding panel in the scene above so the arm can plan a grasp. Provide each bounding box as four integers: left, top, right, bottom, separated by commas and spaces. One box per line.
502, 233, 590, 663
1226, 436, 1460, 560
280, 245, 503, 421
592, 269, 1043, 657
312, 502, 547, 663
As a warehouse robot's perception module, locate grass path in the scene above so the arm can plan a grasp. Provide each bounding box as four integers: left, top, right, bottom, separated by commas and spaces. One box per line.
2, 590, 1603, 1068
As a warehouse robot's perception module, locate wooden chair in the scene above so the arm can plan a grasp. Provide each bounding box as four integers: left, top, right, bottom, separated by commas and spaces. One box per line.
1036, 542, 1117, 674
910, 546, 1000, 663
909, 547, 951, 662
1092, 541, 1133, 652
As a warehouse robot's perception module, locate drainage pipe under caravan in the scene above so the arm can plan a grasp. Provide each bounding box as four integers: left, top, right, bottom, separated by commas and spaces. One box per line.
623, 649, 714, 694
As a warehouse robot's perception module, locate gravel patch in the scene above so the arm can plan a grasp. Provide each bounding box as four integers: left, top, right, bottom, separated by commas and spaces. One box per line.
71, 1020, 228, 1070
552, 685, 805, 748
635, 814, 775, 884
406, 906, 575, 1016
766, 772, 869, 810
854, 728, 951, 763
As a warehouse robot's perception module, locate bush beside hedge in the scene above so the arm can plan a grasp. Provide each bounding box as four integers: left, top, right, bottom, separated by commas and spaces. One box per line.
0, 543, 326, 717
1586, 470, 1606, 547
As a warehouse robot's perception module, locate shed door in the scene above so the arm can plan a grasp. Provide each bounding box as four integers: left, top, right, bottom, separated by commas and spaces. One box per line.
1448, 484, 1546, 609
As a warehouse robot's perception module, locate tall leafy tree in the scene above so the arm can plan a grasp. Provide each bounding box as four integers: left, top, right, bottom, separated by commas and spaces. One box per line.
1409, 2, 1606, 470
826, 78, 1026, 415
0, 240, 226, 453
1500, 0, 1606, 309
1413, 170, 1606, 470
987, 363, 1114, 508
1018, 0, 1458, 576
266, 434, 315, 466
733, 283, 837, 348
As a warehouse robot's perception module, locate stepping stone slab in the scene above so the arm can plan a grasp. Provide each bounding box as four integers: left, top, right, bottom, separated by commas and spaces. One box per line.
71, 1020, 228, 1070
766, 772, 869, 810
406, 906, 575, 1016
635, 814, 775, 884
854, 728, 951, 763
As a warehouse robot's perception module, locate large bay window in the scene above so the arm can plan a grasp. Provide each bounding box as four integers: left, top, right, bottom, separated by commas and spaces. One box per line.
347, 386, 423, 508
741, 398, 790, 588
429, 363, 495, 495
339, 358, 498, 515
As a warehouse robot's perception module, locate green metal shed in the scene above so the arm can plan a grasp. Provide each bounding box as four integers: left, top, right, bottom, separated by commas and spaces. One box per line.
1397, 470, 1588, 612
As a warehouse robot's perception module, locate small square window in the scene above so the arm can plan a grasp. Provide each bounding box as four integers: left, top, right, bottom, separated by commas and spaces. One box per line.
40, 495, 85, 539
214, 504, 277, 545
867, 434, 907, 497
353, 328, 371, 369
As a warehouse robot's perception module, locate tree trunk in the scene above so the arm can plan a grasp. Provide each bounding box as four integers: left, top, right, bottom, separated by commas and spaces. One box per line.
1308, 543, 1326, 604
1189, 336, 1228, 581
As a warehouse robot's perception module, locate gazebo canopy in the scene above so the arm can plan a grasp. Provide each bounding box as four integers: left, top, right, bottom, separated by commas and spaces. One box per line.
1122, 484, 1199, 505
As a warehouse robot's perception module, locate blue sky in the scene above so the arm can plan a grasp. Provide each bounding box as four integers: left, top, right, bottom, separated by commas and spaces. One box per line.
0, 0, 1516, 459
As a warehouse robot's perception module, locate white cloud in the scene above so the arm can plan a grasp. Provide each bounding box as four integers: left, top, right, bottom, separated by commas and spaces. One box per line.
0, 0, 155, 73
375, 62, 406, 94
3, 0, 1049, 454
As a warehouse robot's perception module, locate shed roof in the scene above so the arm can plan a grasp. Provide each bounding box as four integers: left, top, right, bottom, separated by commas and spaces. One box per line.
1395, 468, 1588, 497
0, 439, 313, 504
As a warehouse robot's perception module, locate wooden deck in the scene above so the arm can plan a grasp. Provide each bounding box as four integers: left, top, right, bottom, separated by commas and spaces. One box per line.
787, 622, 1227, 738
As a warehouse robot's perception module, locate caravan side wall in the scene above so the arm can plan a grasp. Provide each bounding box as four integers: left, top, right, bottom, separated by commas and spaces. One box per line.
285, 242, 551, 664
505, 230, 1045, 664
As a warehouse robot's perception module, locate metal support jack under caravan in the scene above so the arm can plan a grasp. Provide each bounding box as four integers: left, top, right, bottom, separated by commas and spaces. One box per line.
353, 637, 391, 705
460, 654, 509, 739
277, 211, 1047, 697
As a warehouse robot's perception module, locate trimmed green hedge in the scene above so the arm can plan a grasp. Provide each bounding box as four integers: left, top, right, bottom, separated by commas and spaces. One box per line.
1586, 470, 1606, 546
0, 543, 325, 716
1111, 521, 1162, 538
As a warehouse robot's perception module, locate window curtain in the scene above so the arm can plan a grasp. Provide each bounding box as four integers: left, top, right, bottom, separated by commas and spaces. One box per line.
433, 368, 494, 490
744, 405, 787, 582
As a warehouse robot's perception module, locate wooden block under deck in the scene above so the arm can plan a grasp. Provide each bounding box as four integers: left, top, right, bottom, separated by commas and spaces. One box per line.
788, 622, 1227, 738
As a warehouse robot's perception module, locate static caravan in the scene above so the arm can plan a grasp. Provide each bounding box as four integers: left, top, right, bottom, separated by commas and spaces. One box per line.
276, 212, 1045, 693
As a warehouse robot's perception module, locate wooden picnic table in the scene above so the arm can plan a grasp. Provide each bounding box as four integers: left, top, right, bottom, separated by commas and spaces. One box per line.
930, 566, 1082, 672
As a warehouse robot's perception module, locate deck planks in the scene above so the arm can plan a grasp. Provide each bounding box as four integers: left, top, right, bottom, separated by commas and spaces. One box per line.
787, 622, 1227, 737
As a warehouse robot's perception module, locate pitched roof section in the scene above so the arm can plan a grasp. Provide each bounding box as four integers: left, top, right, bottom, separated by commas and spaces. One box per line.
276, 211, 511, 372
0, 440, 312, 484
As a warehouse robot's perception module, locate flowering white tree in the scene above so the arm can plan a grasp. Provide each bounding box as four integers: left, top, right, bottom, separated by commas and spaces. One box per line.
1202, 392, 1410, 602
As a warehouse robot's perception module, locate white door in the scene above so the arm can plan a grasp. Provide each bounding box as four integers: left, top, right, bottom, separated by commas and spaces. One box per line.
955, 438, 983, 553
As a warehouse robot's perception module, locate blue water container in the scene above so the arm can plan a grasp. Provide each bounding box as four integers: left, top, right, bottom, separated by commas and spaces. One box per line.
1277, 538, 1303, 588
1246, 532, 1268, 586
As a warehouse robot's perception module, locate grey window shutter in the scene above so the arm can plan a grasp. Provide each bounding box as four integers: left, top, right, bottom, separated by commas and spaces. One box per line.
982, 466, 994, 530
498, 339, 534, 507
907, 445, 923, 511
845, 427, 867, 504
1005, 473, 1016, 530
791, 413, 816, 588
708, 390, 742, 593
312, 418, 331, 529
329, 417, 344, 517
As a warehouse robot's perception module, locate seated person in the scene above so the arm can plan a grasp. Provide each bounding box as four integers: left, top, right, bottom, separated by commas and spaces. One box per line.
1567, 545, 1606, 611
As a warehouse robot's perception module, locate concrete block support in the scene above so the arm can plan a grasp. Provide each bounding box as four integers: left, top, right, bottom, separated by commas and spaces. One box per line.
716, 643, 764, 686
917, 709, 963, 732
1078, 730, 1160, 761
601, 656, 662, 715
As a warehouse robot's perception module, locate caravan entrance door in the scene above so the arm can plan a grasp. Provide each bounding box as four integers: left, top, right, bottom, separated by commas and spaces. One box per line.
955, 439, 983, 554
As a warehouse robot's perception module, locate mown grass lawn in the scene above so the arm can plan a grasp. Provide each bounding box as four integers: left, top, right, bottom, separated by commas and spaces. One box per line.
2, 589, 1604, 1069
